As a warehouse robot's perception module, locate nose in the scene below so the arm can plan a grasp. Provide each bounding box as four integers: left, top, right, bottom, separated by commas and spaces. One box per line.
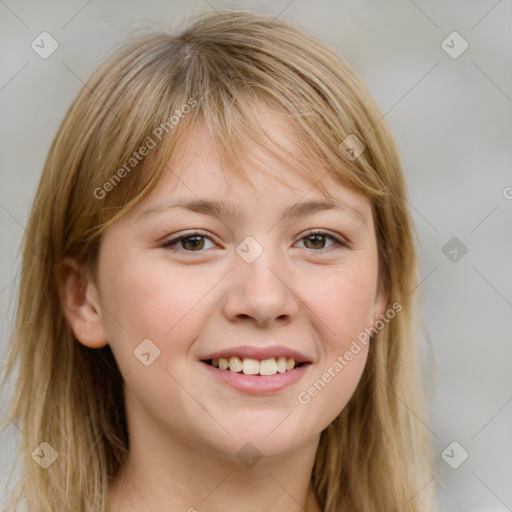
221, 246, 300, 327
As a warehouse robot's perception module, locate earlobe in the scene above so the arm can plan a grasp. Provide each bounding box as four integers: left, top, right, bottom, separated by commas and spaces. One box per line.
58, 258, 108, 349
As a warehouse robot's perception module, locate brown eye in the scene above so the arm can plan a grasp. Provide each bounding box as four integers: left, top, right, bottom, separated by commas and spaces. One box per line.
296, 231, 346, 251
180, 235, 206, 251
303, 234, 328, 250
162, 233, 215, 252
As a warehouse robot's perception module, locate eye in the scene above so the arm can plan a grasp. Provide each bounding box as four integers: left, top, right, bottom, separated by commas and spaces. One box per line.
295, 230, 347, 251
161, 229, 348, 254
161, 232, 216, 252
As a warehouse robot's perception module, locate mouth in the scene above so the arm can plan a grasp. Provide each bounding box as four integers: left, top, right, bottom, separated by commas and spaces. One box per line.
202, 356, 308, 376
198, 345, 313, 394
200, 356, 312, 395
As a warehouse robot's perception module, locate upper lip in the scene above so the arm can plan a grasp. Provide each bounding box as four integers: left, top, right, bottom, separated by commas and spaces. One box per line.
200, 345, 312, 363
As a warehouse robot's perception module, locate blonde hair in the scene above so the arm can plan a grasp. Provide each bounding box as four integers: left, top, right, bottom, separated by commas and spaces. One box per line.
1, 9, 436, 511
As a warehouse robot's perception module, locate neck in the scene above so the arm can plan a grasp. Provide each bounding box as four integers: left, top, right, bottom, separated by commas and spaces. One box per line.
108, 415, 322, 512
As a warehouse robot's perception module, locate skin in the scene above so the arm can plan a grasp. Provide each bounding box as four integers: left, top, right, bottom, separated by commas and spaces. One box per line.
60, 112, 387, 512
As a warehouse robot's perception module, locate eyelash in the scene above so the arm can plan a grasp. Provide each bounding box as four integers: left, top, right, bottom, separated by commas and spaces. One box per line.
160, 229, 348, 254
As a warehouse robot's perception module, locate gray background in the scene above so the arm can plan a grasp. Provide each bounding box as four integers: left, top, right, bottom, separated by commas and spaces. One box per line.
1, 1, 511, 510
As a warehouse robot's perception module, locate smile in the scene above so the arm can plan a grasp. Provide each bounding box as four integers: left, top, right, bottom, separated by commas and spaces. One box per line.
200, 359, 311, 395
204, 356, 306, 376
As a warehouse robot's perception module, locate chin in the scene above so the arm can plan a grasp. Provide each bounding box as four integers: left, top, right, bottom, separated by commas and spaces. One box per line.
207, 421, 315, 462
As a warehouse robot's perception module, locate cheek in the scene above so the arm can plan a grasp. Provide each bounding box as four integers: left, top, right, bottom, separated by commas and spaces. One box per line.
296, 268, 375, 422
297, 342, 369, 431
305, 257, 378, 351
97, 252, 216, 352
292, 255, 377, 422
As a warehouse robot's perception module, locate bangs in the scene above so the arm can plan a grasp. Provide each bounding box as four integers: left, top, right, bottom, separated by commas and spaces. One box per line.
89, 31, 390, 241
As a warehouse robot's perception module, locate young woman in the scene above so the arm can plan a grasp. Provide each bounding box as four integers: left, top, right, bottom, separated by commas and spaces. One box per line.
1, 9, 436, 512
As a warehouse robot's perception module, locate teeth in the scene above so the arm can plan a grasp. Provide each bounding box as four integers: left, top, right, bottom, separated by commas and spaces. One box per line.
259, 358, 277, 376
229, 356, 243, 373
242, 358, 260, 375
210, 356, 298, 375
276, 356, 287, 373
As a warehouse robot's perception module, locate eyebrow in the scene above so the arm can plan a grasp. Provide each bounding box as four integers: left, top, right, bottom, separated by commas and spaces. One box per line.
138, 198, 366, 225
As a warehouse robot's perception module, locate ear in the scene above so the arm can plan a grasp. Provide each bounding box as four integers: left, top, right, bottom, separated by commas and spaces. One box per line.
370, 282, 389, 328
57, 257, 108, 349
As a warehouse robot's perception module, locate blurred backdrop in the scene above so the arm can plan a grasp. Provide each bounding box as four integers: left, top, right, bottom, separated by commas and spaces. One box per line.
0, 1, 511, 510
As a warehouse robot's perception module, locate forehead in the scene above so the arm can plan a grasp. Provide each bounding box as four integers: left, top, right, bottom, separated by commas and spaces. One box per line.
118, 100, 375, 233
132, 116, 371, 229
160, 113, 367, 199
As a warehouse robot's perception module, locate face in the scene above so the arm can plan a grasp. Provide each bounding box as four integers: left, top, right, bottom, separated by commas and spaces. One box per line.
80, 113, 387, 461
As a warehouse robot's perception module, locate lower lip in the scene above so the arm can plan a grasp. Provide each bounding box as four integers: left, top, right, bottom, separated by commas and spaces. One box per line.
200, 361, 311, 395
